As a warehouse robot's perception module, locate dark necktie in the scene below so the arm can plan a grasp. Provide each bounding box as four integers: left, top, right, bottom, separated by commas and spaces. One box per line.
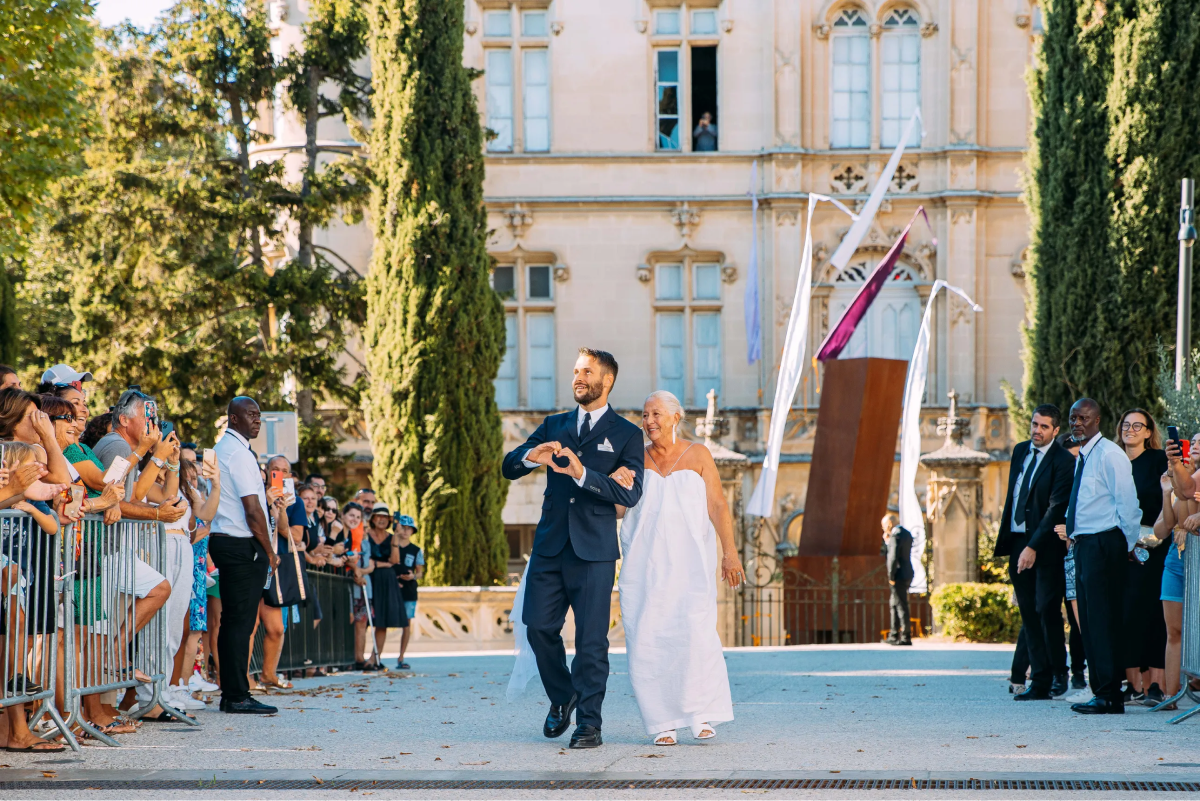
1065, 450, 1088, 536
580, 412, 592, 441
1014, 449, 1039, 526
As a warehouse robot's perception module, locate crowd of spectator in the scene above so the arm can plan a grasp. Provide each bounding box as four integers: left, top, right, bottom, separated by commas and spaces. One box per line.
0, 364, 422, 748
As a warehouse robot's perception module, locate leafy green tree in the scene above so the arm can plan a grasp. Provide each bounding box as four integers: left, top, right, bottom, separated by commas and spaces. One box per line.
20, 12, 362, 444
364, 0, 507, 585
0, 0, 93, 363
1017, 0, 1120, 420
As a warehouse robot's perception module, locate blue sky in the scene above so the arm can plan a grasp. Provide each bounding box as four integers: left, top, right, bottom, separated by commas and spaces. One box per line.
94, 0, 177, 29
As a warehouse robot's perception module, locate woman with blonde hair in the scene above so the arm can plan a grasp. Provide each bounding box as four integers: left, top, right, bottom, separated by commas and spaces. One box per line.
610, 389, 745, 746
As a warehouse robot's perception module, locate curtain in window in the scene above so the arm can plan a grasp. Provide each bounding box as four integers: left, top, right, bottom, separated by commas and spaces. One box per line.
495, 314, 518, 409
657, 312, 685, 400
486, 50, 514, 151
527, 313, 555, 408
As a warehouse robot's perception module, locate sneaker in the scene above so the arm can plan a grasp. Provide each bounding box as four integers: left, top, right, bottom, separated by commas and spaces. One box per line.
1071, 673, 1087, 690
1063, 687, 1093, 704
189, 672, 219, 693
1143, 683, 1166, 707
1123, 684, 1146, 704
1009, 682, 1026, 694
169, 683, 206, 710
225, 697, 277, 714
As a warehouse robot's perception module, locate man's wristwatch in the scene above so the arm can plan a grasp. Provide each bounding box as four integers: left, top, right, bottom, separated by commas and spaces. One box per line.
150, 456, 168, 470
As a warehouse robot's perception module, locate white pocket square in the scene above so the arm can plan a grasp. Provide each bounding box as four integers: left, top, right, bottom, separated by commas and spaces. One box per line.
597, 438, 614, 452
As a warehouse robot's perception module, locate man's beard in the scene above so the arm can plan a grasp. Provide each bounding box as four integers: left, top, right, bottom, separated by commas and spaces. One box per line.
574, 381, 604, 406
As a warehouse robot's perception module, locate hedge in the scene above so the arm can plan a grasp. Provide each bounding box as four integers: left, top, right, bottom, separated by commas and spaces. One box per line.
930, 582, 1021, 643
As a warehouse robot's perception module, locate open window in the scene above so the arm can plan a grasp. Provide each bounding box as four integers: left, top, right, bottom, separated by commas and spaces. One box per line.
690, 45, 718, 151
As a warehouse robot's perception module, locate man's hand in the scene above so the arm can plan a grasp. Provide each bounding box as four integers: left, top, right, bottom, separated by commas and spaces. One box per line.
1183, 512, 1200, 533
268, 551, 280, 571
1017, 546, 1037, 573
156, 496, 187, 523
1176, 529, 1188, 550
1055, 524, 1068, 542
137, 424, 163, 457
549, 446, 584, 480
1162, 471, 1175, 492
609, 466, 635, 490
266, 486, 285, 506
104, 504, 122, 526
526, 441, 563, 467
153, 430, 176, 460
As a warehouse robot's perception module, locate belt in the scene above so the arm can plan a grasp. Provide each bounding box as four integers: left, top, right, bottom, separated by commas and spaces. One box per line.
211, 532, 251, 539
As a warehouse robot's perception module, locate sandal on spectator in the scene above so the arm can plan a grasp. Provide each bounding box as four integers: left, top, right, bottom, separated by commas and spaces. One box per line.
262, 677, 294, 692
5, 740, 66, 753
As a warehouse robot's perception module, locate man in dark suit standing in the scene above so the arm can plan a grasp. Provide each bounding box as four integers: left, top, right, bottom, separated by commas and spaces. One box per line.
880, 513, 914, 645
502, 348, 644, 749
995, 403, 1075, 700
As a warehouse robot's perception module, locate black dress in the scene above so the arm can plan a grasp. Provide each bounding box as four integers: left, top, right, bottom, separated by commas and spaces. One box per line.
1124, 447, 1169, 671
367, 533, 406, 629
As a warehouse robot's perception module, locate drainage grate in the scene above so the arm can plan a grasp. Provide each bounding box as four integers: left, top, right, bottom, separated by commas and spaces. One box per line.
3, 778, 1200, 792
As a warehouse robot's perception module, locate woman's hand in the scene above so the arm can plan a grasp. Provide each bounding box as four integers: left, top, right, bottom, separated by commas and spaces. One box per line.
721, 553, 746, 588
1176, 529, 1188, 550
201, 458, 219, 482
194, 524, 210, 544
91, 481, 124, 512
609, 466, 635, 490
156, 496, 187, 523
31, 409, 55, 443
0, 465, 8, 490
1162, 471, 1175, 492
24, 480, 66, 502
12, 500, 34, 514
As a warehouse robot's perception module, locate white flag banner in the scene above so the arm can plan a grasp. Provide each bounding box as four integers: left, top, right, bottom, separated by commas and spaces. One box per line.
898, 280, 982, 591
747, 193, 857, 518
829, 108, 923, 271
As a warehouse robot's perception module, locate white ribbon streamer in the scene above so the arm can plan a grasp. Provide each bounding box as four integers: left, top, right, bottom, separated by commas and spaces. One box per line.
898, 280, 982, 591
747, 194, 856, 517
829, 108, 923, 271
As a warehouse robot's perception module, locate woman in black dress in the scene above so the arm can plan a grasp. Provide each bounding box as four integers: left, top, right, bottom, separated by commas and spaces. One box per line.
362, 503, 406, 667
1117, 408, 1170, 705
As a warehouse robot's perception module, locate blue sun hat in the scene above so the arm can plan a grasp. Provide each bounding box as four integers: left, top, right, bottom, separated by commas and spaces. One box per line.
394, 514, 417, 530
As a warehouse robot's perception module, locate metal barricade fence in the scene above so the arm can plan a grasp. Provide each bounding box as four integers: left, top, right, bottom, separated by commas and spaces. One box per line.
61, 515, 197, 746
248, 564, 358, 675
1155, 536, 1200, 723
0, 510, 77, 750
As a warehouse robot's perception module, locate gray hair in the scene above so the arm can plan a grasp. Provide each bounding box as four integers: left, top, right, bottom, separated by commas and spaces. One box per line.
113, 389, 147, 424
644, 390, 686, 425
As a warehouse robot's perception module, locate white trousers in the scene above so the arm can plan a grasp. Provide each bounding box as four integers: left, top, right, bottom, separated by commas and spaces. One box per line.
137, 533, 193, 705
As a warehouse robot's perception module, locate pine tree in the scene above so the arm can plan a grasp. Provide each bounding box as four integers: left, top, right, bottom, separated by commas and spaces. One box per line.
1018, 0, 1120, 420
1108, 0, 1200, 408
364, 0, 507, 585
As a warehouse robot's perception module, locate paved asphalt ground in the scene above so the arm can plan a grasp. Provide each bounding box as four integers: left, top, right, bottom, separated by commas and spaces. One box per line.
4, 642, 1200, 798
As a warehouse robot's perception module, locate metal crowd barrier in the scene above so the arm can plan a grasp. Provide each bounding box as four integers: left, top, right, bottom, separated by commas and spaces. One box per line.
248, 565, 357, 675
61, 515, 197, 746
0, 510, 77, 750
1153, 534, 1200, 722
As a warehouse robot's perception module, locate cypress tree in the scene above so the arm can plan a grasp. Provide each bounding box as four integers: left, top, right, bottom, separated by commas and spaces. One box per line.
364, 0, 508, 585
1019, 0, 1120, 420
1108, 0, 1200, 407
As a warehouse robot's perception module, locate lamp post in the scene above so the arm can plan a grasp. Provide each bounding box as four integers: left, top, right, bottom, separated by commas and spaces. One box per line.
1177, 178, 1197, 390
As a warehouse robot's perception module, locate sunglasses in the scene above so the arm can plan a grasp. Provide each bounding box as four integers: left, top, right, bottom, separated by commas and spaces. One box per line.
49, 414, 76, 423
54, 381, 88, 398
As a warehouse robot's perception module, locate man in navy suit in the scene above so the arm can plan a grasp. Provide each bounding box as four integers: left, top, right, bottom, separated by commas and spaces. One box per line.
502, 348, 644, 749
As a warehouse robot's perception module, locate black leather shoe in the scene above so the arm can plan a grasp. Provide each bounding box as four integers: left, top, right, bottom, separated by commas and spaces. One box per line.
1071, 673, 1087, 690
569, 724, 603, 749
1014, 686, 1052, 701
1050, 674, 1068, 697
219, 697, 227, 712
225, 697, 278, 714
543, 694, 577, 738
881, 635, 899, 645
896, 637, 913, 646
1072, 697, 1123, 715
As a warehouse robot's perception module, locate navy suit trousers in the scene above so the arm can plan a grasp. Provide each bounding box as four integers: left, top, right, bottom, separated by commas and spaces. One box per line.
522, 539, 615, 729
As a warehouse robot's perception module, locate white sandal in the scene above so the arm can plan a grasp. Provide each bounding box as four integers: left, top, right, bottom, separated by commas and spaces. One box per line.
654, 730, 677, 746
693, 723, 716, 740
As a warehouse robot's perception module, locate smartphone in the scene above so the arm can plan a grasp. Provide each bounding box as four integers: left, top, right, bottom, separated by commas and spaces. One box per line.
103, 455, 131, 484
65, 485, 85, 518
202, 448, 217, 473
160, 420, 175, 438
1184, 440, 1193, 461
1168, 425, 1180, 445
283, 477, 296, 504
270, 470, 284, 491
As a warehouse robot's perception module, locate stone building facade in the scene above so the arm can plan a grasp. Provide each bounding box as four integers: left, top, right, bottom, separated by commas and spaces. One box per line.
263, 0, 1040, 582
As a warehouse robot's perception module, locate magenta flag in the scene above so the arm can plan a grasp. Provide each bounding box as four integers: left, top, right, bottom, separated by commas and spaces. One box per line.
814, 206, 934, 362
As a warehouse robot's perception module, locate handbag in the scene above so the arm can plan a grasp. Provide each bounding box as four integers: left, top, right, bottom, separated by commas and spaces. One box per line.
263, 527, 309, 608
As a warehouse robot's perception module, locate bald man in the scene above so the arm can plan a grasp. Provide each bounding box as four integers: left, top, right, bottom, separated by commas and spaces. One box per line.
1063, 398, 1140, 715
208, 396, 279, 714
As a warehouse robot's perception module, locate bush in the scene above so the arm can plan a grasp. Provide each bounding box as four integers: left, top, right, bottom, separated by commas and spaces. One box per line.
930, 582, 1021, 643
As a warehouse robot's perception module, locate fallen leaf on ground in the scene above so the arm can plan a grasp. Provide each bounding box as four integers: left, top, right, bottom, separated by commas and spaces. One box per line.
398, 752, 412, 755
312, 776, 324, 785
41, 772, 57, 778
441, 721, 454, 725
460, 761, 490, 765
441, 745, 451, 748
1016, 745, 1027, 748
637, 754, 665, 759
434, 757, 441, 761
966, 736, 979, 739
329, 729, 338, 733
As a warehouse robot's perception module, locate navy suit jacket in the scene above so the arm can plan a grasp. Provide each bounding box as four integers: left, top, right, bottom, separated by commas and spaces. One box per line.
995, 439, 1074, 558
502, 408, 645, 562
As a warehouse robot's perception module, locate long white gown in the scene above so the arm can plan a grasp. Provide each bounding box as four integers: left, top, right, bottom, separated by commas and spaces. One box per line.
618, 463, 734, 736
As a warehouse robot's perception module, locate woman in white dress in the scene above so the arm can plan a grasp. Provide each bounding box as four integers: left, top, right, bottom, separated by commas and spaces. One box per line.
610, 390, 746, 746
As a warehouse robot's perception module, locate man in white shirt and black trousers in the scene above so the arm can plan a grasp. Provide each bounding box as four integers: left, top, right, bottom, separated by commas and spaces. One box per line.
209, 396, 280, 714
1063, 398, 1141, 714
995, 404, 1075, 700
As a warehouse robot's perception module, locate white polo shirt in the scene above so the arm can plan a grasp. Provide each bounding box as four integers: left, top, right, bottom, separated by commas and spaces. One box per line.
209, 428, 267, 538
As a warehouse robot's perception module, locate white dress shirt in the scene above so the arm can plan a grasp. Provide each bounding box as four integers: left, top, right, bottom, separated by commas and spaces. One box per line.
1010, 441, 1051, 533
1067, 432, 1141, 549
209, 428, 267, 538
523, 404, 609, 487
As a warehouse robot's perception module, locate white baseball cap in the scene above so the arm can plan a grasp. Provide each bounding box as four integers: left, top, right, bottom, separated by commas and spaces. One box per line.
41, 364, 94, 385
